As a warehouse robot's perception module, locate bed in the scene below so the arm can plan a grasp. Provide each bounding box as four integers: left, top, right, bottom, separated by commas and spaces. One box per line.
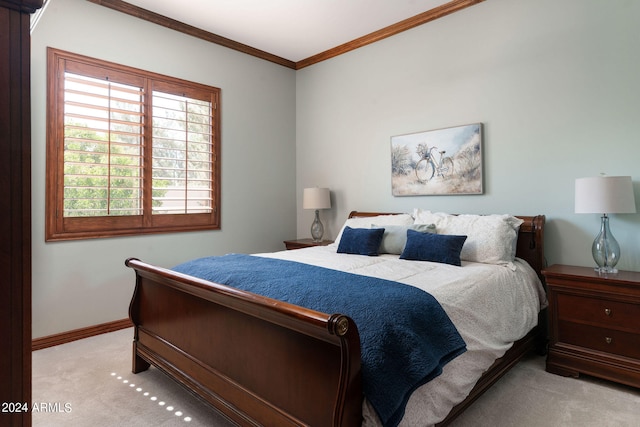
126, 210, 547, 426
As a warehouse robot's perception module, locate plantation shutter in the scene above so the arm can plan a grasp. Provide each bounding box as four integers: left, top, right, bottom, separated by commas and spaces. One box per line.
151, 82, 214, 215
62, 66, 144, 217
60, 65, 215, 218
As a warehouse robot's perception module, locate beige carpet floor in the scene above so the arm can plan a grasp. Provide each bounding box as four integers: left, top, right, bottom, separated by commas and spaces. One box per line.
32, 328, 640, 426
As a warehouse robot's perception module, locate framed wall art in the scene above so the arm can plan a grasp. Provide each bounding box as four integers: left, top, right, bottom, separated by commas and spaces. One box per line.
391, 123, 483, 196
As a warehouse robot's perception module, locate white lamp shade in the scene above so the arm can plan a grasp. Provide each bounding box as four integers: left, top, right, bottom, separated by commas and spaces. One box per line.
303, 187, 331, 210
575, 176, 636, 214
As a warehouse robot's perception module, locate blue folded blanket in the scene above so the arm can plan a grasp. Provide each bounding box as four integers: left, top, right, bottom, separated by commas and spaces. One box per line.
172, 254, 466, 427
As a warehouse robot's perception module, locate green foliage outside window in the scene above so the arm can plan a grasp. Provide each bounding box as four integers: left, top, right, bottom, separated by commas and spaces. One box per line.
63, 124, 168, 217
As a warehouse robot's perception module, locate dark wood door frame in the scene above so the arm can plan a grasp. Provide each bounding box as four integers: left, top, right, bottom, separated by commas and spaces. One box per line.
1, 1, 43, 426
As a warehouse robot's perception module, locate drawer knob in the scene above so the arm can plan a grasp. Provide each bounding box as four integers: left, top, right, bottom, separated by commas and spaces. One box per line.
604, 308, 611, 316
605, 337, 612, 344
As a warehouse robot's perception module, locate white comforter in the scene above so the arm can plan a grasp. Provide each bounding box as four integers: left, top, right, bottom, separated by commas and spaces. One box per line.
257, 244, 547, 426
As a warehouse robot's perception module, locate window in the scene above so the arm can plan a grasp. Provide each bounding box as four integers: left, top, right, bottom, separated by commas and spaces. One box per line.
46, 48, 220, 241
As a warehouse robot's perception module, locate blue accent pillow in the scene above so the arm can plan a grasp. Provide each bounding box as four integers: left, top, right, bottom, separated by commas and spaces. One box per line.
400, 230, 467, 266
337, 226, 385, 256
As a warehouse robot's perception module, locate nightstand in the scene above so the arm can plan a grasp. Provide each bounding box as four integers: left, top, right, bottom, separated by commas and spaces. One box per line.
283, 238, 333, 250
543, 264, 640, 388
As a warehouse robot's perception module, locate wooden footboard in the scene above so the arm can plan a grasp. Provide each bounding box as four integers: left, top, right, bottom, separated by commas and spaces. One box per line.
126, 258, 362, 426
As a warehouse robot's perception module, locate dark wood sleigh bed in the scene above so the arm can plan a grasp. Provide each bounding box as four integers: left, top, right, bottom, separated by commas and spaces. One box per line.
126, 211, 546, 426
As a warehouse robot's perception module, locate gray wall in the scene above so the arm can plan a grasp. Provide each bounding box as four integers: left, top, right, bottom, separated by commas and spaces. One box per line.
296, 0, 640, 271
31, 0, 297, 337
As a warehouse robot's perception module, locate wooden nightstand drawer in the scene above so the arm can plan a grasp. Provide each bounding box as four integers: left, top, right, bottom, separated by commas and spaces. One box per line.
558, 321, 640, 359
556, 293, 640, 332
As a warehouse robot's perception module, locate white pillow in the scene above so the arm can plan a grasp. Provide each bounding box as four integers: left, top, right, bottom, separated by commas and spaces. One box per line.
334, 214, 414, 246
413, 209, 523, 266
372, 223, 436, 254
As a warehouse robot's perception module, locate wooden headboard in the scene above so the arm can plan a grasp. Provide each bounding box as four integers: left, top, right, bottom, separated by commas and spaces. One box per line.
348, 211, 546, 283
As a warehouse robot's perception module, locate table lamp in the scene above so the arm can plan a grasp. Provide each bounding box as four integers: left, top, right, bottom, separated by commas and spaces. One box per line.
575, 175, 636, 273
303, 187, 331, 242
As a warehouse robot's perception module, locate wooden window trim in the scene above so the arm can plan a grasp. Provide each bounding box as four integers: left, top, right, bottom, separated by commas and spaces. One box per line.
45, 48, 221, 241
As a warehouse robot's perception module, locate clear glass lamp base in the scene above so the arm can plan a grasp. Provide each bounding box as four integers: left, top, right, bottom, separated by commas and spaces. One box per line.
594, 266, 618, 274
310, 210, 324, 242
592, 215, 620, 274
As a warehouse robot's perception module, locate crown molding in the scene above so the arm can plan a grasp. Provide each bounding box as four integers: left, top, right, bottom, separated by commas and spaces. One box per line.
0, 0, 43, 13
296, 0, 483, 69
88, 0, 483, 70
87, 0, 297, 69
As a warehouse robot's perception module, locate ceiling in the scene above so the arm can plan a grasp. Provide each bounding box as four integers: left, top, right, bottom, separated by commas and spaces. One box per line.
123, 0, 457, 63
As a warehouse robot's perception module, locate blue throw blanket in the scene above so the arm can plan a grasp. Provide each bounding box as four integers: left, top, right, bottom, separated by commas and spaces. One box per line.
172, 254, 466, 427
